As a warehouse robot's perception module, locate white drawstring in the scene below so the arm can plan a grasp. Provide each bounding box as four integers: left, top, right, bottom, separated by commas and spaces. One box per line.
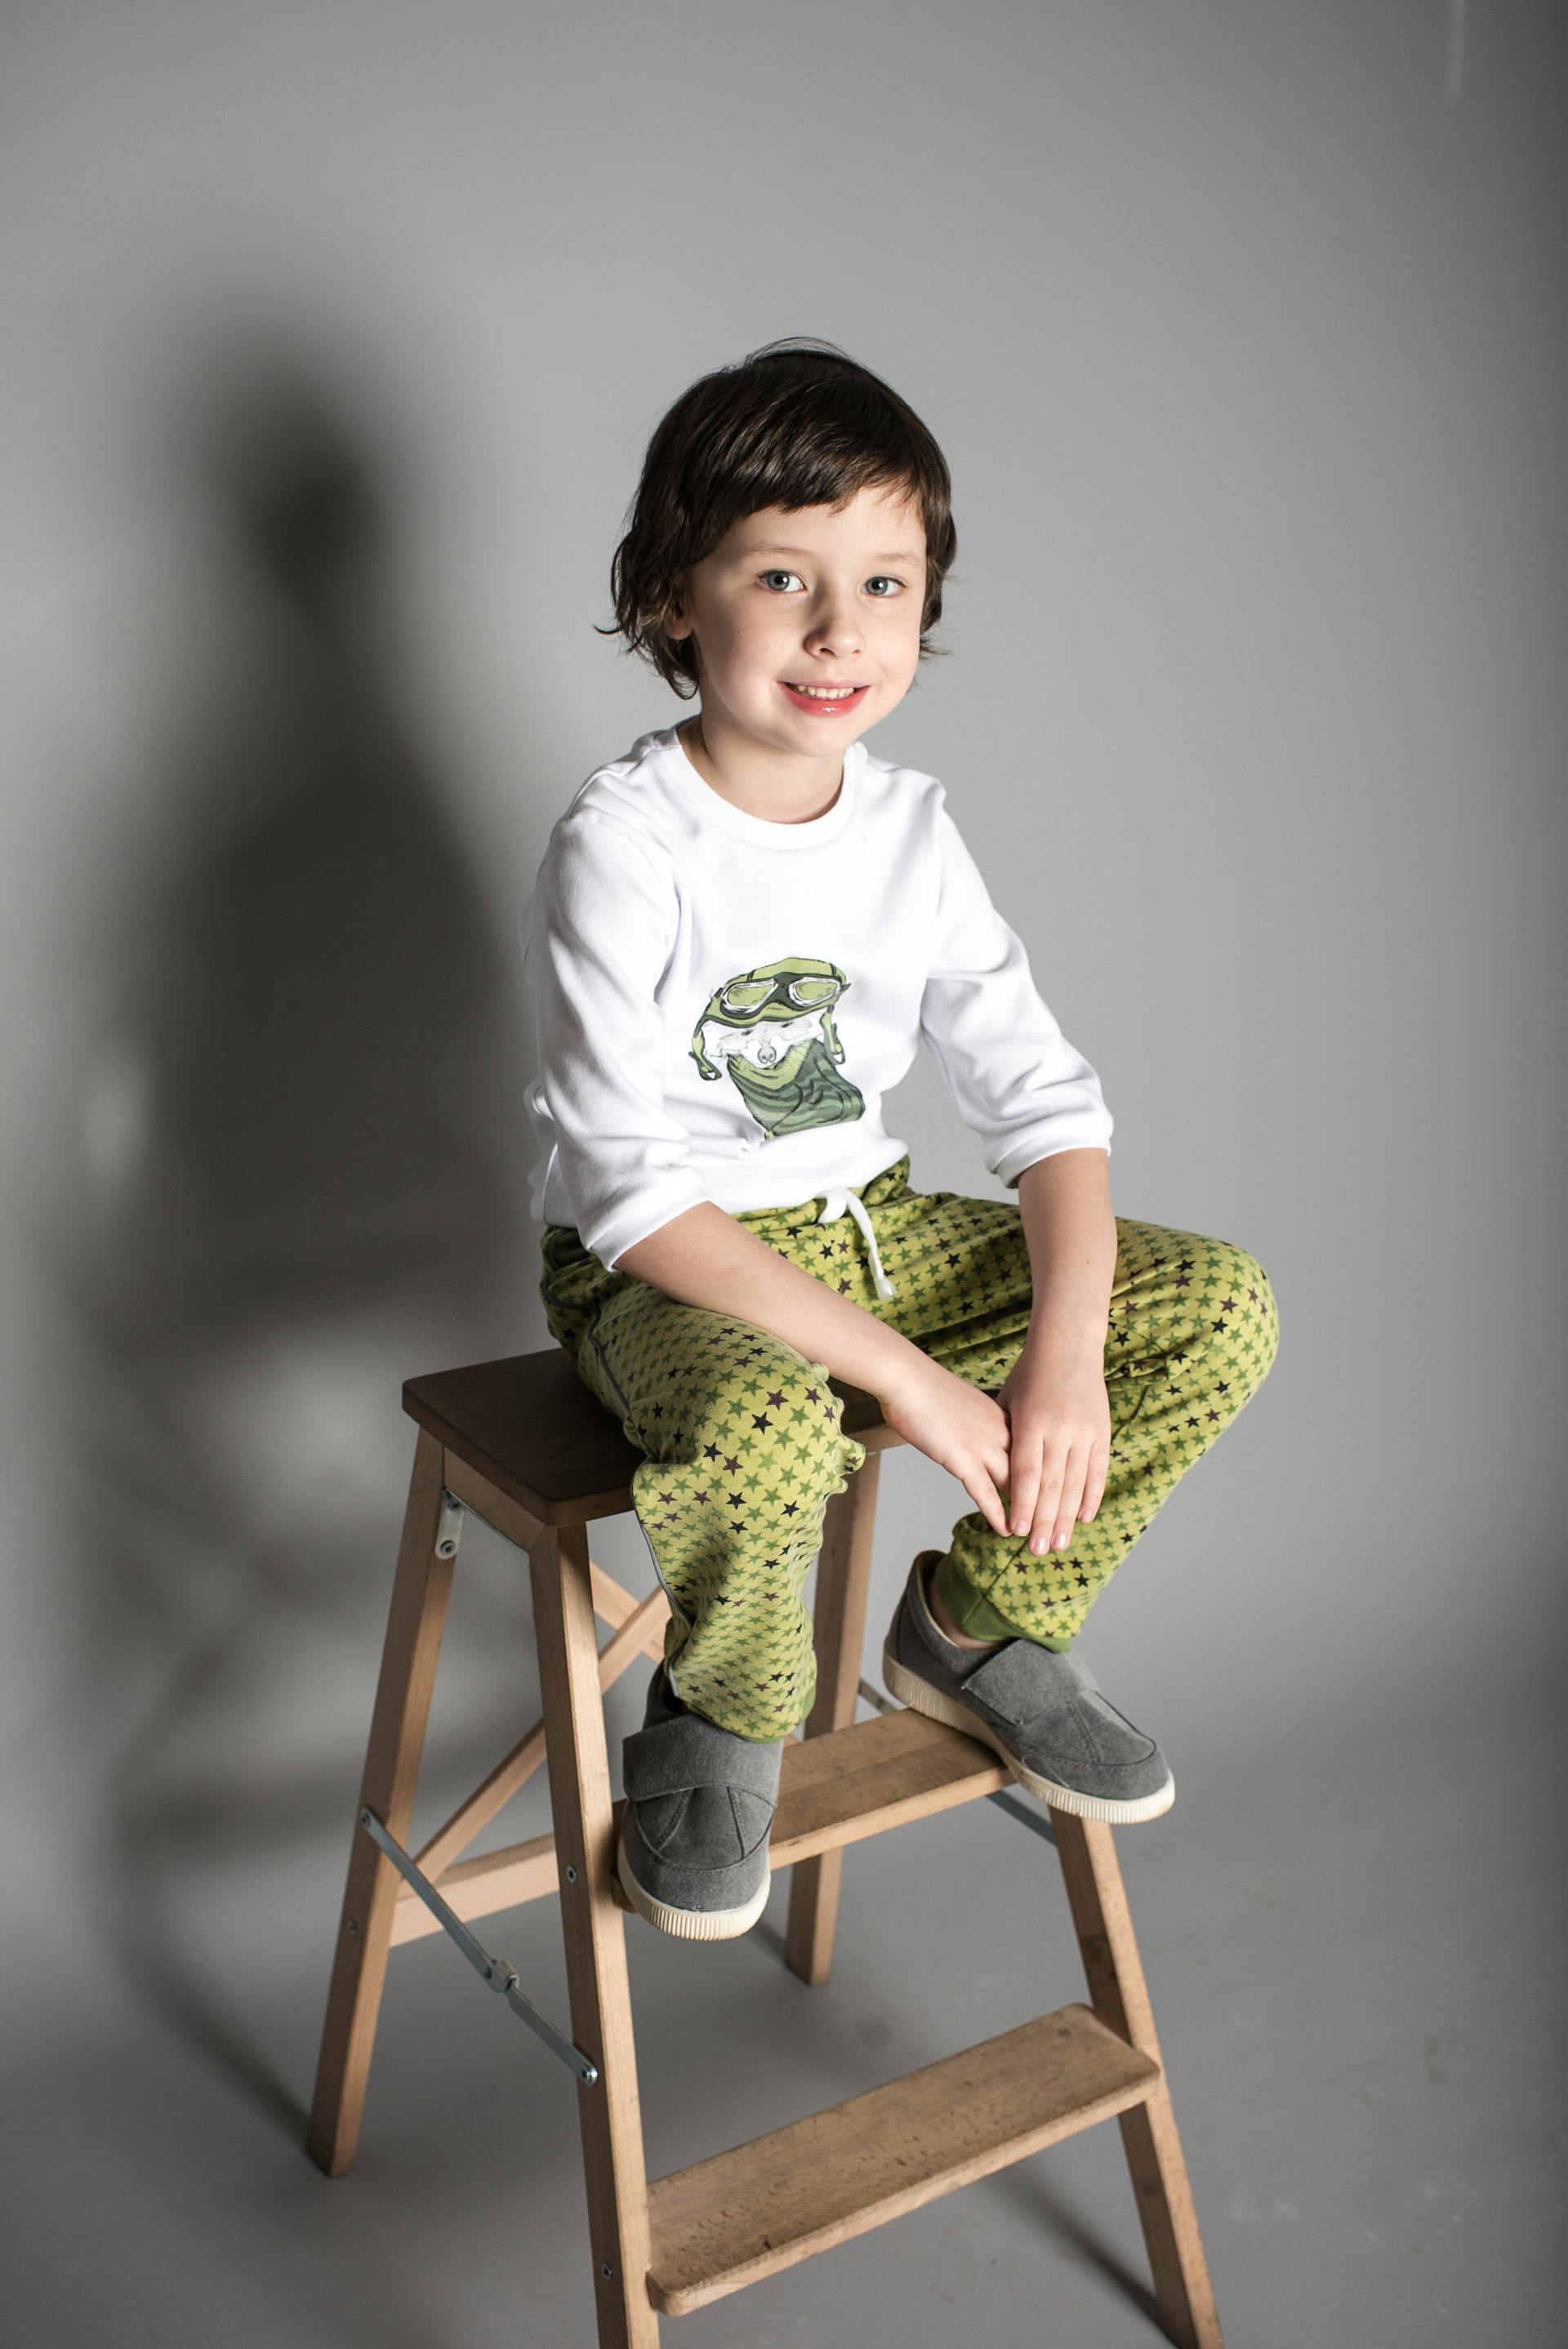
817, 1185, 898, 1300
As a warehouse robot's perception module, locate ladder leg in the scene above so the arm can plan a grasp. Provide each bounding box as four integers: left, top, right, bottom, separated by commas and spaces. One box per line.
786, 1452, 881, 1986
308, 1428, 454, 2176
1052, 1812, 1224, 2349
531, 1522, 659, 2349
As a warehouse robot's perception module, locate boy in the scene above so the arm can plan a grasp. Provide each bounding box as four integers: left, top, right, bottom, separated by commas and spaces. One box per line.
523, 338, 1279, 1940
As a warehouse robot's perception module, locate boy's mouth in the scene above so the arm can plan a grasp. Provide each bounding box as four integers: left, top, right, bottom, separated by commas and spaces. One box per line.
778, 680, 871, 715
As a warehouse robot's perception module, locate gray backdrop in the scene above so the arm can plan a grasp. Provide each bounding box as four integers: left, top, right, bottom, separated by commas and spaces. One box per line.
2, 4, 1562, 2343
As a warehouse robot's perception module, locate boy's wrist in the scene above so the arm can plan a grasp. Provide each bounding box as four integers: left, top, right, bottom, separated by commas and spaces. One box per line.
811, 1306, 925, 1407
1022, 1304, 1111, 1357
857, 1322, 936, 1406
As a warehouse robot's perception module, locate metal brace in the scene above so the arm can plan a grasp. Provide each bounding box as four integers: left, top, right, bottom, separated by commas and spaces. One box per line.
856, 1677, 1057, 1847
358, 1807, 599, 2085
434, 1489, 466, 1560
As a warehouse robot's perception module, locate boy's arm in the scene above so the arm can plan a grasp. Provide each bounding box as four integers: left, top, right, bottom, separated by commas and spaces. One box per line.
996, 1147, 1116, 1553
1016, 1147, 1117, 1346
528, 811, 710, 1267
619, 1149, 1116, 1389
617, 1205, 924, 1400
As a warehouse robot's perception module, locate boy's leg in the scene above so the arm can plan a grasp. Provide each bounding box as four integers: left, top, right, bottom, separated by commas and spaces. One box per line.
553, 1263, 866, 1742
858, 1176, 1281, 1647
539, 1166, 1281, 1712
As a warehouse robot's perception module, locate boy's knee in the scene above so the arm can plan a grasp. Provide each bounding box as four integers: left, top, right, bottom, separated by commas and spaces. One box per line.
1204, 1241, 1280, 1389
684, 1344, 863, 1487
761, 1357, 866, 1486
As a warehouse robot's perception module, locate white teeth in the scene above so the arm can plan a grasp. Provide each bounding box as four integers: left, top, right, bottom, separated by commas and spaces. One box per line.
790, 684, 858, 698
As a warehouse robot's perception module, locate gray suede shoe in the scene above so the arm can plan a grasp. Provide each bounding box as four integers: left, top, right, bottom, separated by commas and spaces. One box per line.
882, 1551, 1174, 1824
617, 1666, 783, 1941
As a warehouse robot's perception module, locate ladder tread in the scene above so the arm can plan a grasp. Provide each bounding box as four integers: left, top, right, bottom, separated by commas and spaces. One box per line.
645, 2002, 1159, 2315
772, 1704, 1009, 1859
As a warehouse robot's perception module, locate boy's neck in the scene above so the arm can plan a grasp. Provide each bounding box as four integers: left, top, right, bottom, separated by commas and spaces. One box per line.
675, 713, 846, 826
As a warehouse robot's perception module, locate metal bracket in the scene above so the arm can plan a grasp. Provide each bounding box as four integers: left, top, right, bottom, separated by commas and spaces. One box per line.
856, 1678, 1056, 1847
359, 1807, 599, 2085
434, 1490, 465, 1560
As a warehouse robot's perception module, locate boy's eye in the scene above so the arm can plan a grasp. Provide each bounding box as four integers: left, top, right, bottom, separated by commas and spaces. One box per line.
755, 570, 908, 596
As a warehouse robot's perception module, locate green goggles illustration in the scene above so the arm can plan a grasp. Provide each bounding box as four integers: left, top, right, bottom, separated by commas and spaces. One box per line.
690, 953, 858, 1090
719, 971, 845, 1016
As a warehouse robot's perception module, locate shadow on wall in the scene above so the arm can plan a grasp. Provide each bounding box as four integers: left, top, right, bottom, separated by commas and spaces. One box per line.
51, 337, 534, 2138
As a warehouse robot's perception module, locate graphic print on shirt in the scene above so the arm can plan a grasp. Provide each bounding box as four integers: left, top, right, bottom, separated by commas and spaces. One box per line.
689, 956, 866, 1142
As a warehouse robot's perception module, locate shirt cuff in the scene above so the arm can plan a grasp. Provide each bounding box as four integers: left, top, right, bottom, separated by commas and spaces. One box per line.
991, 1125, 1113, 1190
586, 1174, 714, 1273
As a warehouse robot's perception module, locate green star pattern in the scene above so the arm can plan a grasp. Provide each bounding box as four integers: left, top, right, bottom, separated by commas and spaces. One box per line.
540, 1155, 1279, 1741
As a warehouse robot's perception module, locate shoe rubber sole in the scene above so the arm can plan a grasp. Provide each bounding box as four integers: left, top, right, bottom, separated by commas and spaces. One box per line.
881, 1643, 1175, 1825
616, 1829, 772, 1941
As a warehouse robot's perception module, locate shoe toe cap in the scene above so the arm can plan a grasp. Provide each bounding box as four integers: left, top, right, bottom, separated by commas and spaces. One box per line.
634, 1783, 773, 1867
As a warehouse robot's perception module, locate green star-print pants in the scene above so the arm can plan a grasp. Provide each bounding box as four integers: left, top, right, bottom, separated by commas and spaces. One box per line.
539, 1154, 1280, 1741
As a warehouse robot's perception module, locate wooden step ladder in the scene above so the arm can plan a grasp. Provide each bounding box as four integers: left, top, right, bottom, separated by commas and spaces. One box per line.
307, 1348, 1223, 2346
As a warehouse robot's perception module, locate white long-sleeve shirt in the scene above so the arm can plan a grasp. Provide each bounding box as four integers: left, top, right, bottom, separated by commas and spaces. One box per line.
520, 724, 1112, 1273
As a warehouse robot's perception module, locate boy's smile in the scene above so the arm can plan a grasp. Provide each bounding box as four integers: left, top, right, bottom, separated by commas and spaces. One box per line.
668, 482, 926, 822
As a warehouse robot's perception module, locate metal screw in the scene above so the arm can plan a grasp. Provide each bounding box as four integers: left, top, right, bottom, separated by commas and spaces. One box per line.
600, 2262, 613, 2280
345, 1919, 358, 1936
564, 1865, 577, 1883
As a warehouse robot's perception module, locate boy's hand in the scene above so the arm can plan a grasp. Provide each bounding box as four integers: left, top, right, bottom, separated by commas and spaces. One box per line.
879, 1354, 1013, 1540
996, 1331, 1111, 1555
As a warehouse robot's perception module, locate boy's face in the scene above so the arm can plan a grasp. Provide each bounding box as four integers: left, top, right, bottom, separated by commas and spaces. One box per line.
668, 481, 926, 765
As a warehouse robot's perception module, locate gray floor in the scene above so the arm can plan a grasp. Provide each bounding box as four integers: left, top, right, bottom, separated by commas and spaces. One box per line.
6, 1626, 1560, 2349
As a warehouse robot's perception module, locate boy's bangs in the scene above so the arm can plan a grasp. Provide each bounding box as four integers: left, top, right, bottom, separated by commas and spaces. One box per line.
712, 378, 933, 543
715, 451, 926, 541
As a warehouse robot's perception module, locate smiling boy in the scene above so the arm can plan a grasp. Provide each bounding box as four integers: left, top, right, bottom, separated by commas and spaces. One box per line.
666, 479, 926, 822
523, 337, 1280, 1940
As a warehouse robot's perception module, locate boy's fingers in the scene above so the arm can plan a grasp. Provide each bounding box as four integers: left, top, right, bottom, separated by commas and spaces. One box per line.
1080, 1448, 1108, 1522
1051, 1447, 1089, 1549
973, 1474, 1009, 1539
1006, 1448, 1041, 1539
1027, 1450, 1067, 1553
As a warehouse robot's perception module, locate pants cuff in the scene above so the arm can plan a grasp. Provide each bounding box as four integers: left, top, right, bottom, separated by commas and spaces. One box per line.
931, 1550, 1073, 1651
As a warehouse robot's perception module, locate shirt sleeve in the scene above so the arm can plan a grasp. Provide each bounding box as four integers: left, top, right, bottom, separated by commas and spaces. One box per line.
919, 791, 1113, 1184
523, 808, 710, 1268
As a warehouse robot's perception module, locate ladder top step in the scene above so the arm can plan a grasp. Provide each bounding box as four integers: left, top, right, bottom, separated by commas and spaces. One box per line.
645, 2003, 1160, 2316
403, 1347, 898, 1523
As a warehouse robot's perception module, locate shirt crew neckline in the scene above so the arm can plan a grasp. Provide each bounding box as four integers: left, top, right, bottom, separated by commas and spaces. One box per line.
656, 724, 862, 850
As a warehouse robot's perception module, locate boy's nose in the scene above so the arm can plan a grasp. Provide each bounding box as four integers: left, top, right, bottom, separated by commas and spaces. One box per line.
804, 595, 864, 656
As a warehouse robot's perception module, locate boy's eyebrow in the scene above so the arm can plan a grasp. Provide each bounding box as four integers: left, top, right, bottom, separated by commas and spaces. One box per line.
743, 543, 925, 563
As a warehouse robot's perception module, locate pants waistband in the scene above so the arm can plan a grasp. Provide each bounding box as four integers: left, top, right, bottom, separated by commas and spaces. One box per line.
732, 1153, 910, 1301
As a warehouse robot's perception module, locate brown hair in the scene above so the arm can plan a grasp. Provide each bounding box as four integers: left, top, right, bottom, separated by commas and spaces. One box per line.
601, 336, 958, 699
